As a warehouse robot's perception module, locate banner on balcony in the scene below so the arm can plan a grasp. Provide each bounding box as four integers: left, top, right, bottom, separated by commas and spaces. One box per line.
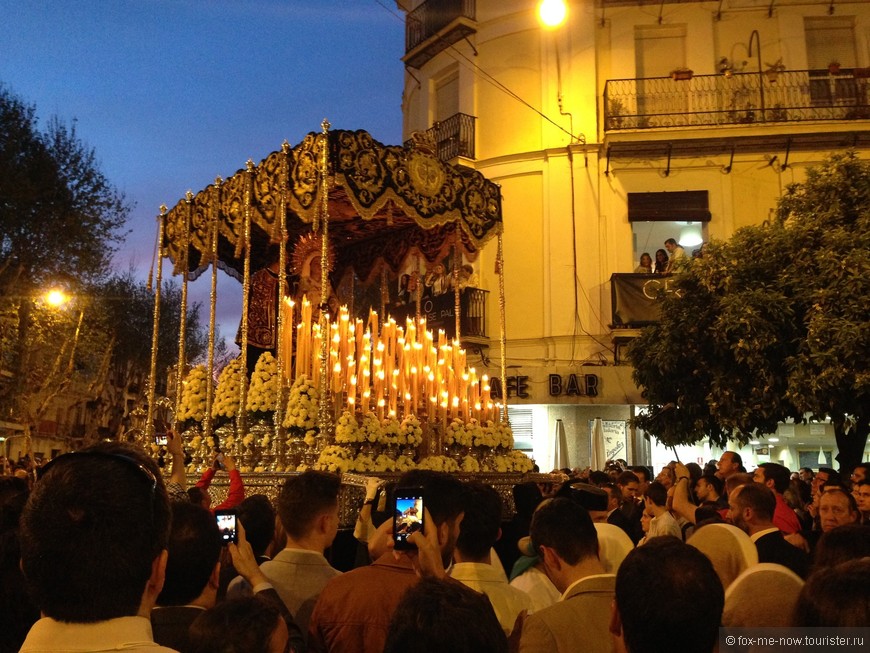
610, 273, 676, 326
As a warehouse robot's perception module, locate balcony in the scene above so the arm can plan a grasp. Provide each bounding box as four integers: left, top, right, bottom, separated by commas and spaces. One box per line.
404, 0, 476, 69
406, 113, 476, 162
604, 68, 870, 132
389, 287, 488, 344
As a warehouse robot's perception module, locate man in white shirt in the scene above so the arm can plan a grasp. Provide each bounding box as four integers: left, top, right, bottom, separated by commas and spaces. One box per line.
450, 481, 532, 636
517, 498, 615, 653
663, 238, 687, 272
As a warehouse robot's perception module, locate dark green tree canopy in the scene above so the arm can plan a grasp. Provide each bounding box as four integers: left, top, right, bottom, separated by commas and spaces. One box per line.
628, 152, 869, 470
0, 85, 129, 295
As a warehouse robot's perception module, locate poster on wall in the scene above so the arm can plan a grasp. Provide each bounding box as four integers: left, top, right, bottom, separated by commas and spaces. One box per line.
590, 420, 628, 463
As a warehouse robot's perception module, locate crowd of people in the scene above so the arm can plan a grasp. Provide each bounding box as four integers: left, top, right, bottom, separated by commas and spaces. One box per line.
1, 435, 868, 653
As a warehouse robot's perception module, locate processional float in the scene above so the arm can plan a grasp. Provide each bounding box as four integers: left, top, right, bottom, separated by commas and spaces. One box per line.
144, 121, 535, 505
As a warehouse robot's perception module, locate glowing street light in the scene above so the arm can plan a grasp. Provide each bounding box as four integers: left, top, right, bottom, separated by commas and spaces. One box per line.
538, 0, 567, 29
45, 289, 70, 308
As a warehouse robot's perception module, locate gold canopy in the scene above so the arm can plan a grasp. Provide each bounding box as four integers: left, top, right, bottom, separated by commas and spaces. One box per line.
161, 129, 503, 284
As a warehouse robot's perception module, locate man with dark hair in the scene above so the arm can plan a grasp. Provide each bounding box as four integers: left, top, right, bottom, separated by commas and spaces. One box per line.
753, 462, 800, 534
855, 479, 870, 523
638, 481, 681, 544
517, 497, 614, 653
308, 470, 467, 653
152, 501, 303, 651
611, 538, 724, 653
19, 442, 175, 652
188, 595, 288, 653
850, 462, 869, 486
228, 470, 341, 644
219, 494, 277, 599
450, 482, 531, 635
384, 578, 508, 653
716, 451, 743, 480
614, 471, 643, 543
729, 482, 809, 578
629, 466, 651, 495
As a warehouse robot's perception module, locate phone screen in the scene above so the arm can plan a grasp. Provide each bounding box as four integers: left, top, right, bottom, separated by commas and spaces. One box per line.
393, 487, 424, 550
215, 510, 238, 545
155, 434, 168, 446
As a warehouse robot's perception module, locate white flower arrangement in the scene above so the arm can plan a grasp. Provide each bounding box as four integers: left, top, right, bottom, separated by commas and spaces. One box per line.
445, 418, 471, 447
242, 434, 255, 448
351, 454, 376, 472
475, 421, 499, 448
190, 435, 203, 451
246, 352, 279, 415
460, 455, 481, 473
314, 445, 353, 474
417, 455, 460, 473
373, 454, 397, 472
506, 449, 535, 473
360, 411, 383, 444
398, 414, 424, 446
212, 358, 243, 420
335, 410, 363, 444
492, 421, 514, 449
283, 374, 319, 440
394, 455, 416, 471
380, 417, 401, 445
177, 365, 209, 423
466, 418, 486, 447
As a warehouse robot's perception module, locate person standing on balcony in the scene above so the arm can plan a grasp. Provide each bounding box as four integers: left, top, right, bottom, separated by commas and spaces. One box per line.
663, 238, 687, 272
634, 253, 652, 273
653, 249, 669, 275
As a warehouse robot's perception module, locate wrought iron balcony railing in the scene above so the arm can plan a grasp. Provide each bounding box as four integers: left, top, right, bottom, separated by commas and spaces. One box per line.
604, 68, 870, 131
406, 0, 476, 53
405, 112, 476, 161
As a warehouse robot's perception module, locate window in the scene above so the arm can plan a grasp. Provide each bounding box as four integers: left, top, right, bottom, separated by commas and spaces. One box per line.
805, 16, 858, 107
507, 406, 534, 453
628, 191, 710, 267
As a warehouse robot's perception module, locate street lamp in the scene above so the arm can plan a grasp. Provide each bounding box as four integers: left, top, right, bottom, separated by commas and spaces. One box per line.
538, 0, 567, 29
748, 30, 766, 121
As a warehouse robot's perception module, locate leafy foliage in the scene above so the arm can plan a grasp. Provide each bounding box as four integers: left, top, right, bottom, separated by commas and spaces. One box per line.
628, 152, 869, 467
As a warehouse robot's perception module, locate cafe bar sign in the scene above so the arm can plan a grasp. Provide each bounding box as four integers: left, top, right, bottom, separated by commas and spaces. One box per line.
484, 366, 643, 405
490, 373, 600, 399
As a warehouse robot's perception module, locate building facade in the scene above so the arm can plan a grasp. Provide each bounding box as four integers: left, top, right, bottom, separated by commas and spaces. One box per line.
397, 0, 870, 471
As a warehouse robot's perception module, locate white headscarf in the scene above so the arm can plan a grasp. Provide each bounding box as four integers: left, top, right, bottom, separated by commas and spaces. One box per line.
594, 522, 634, 574
688, 522, 758, 590
723, 563, 804, 627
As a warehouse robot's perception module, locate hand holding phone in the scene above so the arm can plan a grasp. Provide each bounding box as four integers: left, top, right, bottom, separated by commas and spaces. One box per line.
393, 487, 425, 551
215, 509, 238, 545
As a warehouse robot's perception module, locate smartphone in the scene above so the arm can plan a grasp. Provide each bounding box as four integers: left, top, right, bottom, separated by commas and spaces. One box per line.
216, 452, 225, 470
393, 487, 425, 550
154, 433, 168, 446
215, 509, 238, 545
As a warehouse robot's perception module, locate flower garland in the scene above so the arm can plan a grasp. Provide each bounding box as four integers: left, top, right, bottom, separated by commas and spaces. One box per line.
283, 375, 319, 446
212, 358, 243, 421
177, 365, 209, 424
246, 352, 279, 415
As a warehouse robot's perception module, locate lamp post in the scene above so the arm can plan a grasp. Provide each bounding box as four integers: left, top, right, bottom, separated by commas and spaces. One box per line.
748, 30, 766, 121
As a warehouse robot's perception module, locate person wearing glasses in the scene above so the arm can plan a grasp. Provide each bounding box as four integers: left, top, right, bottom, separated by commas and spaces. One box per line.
18, 443, 177, 652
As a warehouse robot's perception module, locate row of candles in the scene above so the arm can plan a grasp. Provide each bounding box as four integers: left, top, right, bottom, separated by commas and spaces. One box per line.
278, 296, 501, 425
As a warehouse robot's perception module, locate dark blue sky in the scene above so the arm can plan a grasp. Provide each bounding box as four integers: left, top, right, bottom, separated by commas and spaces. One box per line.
2, 0, 405, 341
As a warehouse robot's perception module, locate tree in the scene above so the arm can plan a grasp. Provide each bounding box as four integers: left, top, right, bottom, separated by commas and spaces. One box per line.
0, 85, 129, 294
628, 152, 870, 472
